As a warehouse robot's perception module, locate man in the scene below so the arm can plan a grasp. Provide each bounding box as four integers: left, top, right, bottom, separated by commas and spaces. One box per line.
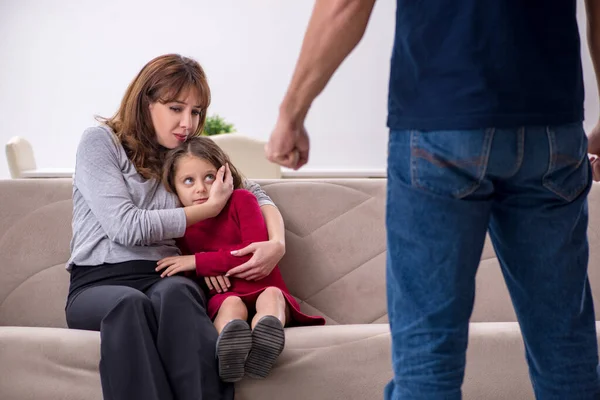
265, 1, 600, 399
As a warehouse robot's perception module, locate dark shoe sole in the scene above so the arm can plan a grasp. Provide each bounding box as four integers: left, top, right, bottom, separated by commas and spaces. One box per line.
245, 315, 285, 379
216, 319, 252, 383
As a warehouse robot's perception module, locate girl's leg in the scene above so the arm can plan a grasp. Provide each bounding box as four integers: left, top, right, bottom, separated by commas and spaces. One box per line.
246, 287, 287, 379
251, 286, 288, 329
214, 296, 249, 333
213, 296, 252, 383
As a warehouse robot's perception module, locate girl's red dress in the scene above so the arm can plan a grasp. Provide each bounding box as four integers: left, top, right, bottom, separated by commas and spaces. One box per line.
179, 189, 325, 326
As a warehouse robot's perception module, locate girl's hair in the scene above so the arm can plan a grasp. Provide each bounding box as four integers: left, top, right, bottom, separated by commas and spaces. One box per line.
163, 136, 244, 194
97, 54, 211, 180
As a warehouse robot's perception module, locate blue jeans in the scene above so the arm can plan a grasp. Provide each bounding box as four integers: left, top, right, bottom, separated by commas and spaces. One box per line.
384, 125, 599, 399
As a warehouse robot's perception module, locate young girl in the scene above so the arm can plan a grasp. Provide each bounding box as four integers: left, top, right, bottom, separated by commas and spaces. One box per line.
157, 136, 325, 383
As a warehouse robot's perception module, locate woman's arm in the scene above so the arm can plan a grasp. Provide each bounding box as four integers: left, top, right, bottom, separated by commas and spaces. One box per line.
222, 181, 286, 280
244, 179, 276, 207
261, 204, 286, 247
242, 179, 285, 245
76, 128, 229, 247
158, 190, 285, 280
226, 204, 286, 281
75, 128, 186, 246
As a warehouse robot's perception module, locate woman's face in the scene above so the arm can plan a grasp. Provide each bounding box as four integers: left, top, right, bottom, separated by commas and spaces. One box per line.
149, 88, 203, 149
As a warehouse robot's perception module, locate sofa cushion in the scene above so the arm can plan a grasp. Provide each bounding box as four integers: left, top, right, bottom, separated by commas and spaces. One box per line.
0, 324, 392, 400
8, 322, 599, 400
0, 179, 389, 327
0, 179, 72, 328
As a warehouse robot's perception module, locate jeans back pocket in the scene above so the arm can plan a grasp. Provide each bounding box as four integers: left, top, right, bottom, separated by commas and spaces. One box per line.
410, 129, 494, 199
543, 124, 590, 202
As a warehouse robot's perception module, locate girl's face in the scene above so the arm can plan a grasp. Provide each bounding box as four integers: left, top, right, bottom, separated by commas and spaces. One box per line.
173, 155, 218, 207
149, 88, 203, 149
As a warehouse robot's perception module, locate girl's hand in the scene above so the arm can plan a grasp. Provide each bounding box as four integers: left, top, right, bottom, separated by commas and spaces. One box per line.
204, 276, 231, 293
227, 240, 285, 281
156, 255, 196, 278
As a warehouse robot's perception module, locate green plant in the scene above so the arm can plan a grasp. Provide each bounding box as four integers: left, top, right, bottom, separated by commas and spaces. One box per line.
203, 114, 235, 136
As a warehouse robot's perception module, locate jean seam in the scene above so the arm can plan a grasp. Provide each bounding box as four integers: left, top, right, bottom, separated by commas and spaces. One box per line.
410, 130, 418, 190
454, 127, 495, 198
505, 127, 525, 178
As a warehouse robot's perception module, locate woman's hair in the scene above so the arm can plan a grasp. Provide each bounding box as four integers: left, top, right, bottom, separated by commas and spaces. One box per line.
163, 136, 244, 194
97, 54, 211, 180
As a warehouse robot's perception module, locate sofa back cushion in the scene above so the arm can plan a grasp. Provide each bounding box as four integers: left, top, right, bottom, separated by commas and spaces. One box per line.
0, 179, 73, 328
0, 179, 387, 327
1, 178, 599, 328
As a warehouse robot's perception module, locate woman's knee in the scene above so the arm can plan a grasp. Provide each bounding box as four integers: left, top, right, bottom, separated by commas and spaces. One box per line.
67, 286, 151, 330
98, 291, 156, 335
109, 290, 153, 317
148, 276, 207, 308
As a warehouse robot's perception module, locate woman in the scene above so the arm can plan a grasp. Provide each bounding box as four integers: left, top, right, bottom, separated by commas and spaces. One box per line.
65, 54, 286, 400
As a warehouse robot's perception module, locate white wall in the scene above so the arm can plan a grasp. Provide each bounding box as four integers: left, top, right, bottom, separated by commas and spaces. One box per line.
0, 0, 395, 179
1, 0, 598, 180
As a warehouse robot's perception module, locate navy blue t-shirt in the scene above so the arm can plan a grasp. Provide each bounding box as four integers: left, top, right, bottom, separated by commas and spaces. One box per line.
387, 0, 584, 130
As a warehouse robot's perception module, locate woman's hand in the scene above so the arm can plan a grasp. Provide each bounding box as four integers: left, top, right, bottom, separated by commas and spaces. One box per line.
156, 255, 196, 278
204, 276, 231, 293
226, 240, 285, 281
207, 163, 234, 216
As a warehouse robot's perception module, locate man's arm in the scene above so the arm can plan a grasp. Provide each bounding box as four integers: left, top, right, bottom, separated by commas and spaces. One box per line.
281, 0, 377, 122
266, 0, 376, 169
584, 0, 600, 180
586, 0, 600, 155
587, 0, 600, 101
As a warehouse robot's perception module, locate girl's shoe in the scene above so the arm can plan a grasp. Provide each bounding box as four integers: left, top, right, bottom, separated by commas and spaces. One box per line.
216, 319, 252, 382
245, 315, 285, 379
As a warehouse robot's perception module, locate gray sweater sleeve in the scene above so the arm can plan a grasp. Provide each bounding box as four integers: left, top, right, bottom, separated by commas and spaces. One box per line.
243, 179, 276, 207
74, 128, 186, 246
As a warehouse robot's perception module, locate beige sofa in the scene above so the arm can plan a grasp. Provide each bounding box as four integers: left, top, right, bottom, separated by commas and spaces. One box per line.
0, 178, 599, 400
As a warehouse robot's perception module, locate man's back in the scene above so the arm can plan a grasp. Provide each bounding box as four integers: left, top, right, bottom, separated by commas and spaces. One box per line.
388, 0, 583, 130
